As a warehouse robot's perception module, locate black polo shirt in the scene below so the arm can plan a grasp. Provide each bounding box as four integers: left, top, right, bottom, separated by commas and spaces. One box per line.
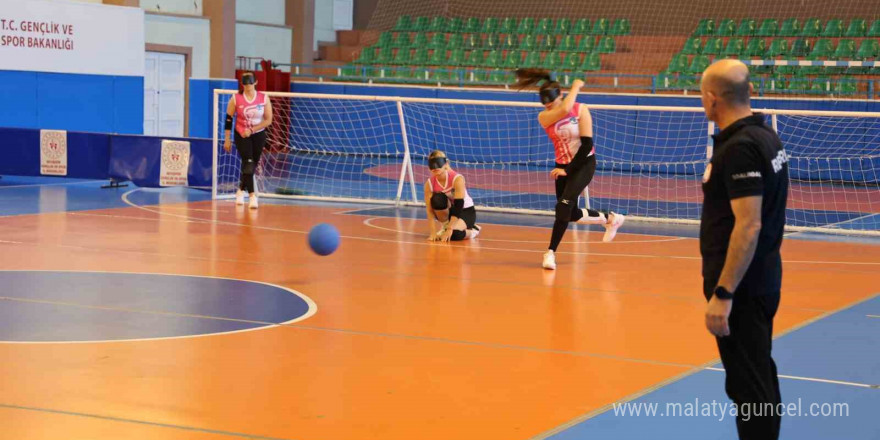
700, 113, 789, 298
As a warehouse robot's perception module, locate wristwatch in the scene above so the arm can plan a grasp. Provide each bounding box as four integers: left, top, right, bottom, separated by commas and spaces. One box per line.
713, 285, 734, 300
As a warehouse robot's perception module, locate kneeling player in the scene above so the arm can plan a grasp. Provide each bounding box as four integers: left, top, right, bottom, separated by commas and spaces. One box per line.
424, 150, 481, 242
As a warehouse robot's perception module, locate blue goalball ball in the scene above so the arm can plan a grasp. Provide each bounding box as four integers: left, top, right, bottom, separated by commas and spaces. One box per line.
308, 223, 340, 256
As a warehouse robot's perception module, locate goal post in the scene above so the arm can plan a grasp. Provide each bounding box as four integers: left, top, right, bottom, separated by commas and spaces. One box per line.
213, 90, 880, 236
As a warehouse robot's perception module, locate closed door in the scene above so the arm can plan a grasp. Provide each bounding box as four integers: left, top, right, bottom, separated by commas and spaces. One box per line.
143, 51, 185, 137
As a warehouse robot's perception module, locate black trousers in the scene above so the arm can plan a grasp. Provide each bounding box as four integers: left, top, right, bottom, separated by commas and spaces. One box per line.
234, 130, 267, 193
706, 288, 782, 440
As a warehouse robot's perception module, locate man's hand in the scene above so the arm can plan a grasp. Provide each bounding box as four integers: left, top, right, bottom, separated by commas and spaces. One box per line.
705, 295, 733, 337
550, 168, 567, 180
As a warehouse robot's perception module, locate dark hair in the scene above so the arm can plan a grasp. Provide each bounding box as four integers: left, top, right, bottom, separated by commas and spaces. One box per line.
513, 68, 561, 103
717, 73, 751, 106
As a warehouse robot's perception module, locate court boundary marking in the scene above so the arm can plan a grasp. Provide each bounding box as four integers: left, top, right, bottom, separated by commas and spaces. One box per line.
0, 269, 317, 344
0, 179, 106, 190
527, 292, 880, 440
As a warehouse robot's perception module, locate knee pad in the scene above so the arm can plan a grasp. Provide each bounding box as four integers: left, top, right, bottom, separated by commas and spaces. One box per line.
242, 159, 256, 175
555, 200, 573, 223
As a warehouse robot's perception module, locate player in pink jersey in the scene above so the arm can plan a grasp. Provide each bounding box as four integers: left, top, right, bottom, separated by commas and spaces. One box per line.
514, 69, 625, 270
423, 150, 481, 242
223, 72, 273, 209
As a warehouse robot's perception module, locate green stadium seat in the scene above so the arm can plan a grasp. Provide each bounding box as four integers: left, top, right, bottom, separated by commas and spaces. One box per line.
766, 39, 788, 57
856, 39, 880, 60
536, 18, 552, 34
336, 64, 360, 81
609, 18, 631, 35
682, 37, 701, 55
716, 18, 736, 36
774, 64, 796, 75
447, 33, 463, 49
411, 47, 429, 65
845, 19, 866, 37
597, 36, 616, 53
821, 18, 844, 37
786, 76, 809, 92
869, 20, 880, 37
689, 54, 711, 73
767, 74, 786, 91
493, 34, 512, 50
393, 33, 411, 47
503, 51, 522, 68
701, 37, 724, 55
572, 18, 591, 35
799, 54, 822, 75
834, 79, 858, 95
723, 38, 744, 57
580, 52, 602, 71
428, 33, 447, 49
577, 36, 596, 52
744, 38, 766, 57
489, 69, 513, 84
558, 35, 578, 52
482, 50, 501, 67
498, 17, 516, 34
374, 47, 393, 64
810, 39, 835, 58
810, 77, 830, 94
391, 48, 411, 65
465, 49, 485, 66
446, 17, 464, 33
833, 39, 856, 59
561, 52, 581, 71
481, 17, 499, 34
591, 18, 609, 35
413, 17, 430, 32
538, 34, 556, 52
394, 16, 412, 32
376, 31, 393, 48
542, 51, 564, 69
553, 18, 572, 35
693, 18, 715, 36
464, 17, 480, 33
448, 48, 466, 66
354, 47, 375, 64
757, 19, 778, 36
779, 18, 799, 36
667, 53, 690, 73
517, 18, 536, 35
462, 33, 479, 50
790, 38, 810, 57
431, 49, 451, 65
736, 18, 757, 36
428, 16, 446, 33
519, 34, 537, 51
412, 33, 429, 47
522, 51, 542, 68
800, 17, 821, 37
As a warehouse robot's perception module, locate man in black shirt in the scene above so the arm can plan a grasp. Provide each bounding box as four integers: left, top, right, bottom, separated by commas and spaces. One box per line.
699, 59, 789, 440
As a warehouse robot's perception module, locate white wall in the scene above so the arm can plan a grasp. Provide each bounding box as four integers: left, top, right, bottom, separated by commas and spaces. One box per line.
236, 0, 285, 26
314, 0, 352, 51
140, 0, 201, 15
145, 13, 210, 77
235, 23, 292, 72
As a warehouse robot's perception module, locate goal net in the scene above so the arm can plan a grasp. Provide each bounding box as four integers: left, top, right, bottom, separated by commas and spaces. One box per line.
213, 90, 880, 235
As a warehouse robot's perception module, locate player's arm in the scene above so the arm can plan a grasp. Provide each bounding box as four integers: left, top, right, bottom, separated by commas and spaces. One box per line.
717, 195, 762, 293
223, 98, 235, 151
448, 175, 466, 226
251, 98, 274, 132
563, 104, 595, 175
424, 182, 438, 239
538, 79, 584, 128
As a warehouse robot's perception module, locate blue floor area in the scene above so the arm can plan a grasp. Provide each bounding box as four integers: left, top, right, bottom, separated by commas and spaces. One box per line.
0, 175, 212, 217
548, 296, 880, 440
0, 271, 312, 342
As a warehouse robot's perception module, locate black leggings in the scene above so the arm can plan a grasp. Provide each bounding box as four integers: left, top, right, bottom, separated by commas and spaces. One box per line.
548, 154, 603, 251
234, 130, 267, 193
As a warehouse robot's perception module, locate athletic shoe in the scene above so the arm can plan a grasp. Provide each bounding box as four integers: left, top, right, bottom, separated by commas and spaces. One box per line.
603, 212, 625, 242
542, 250, 556, 270
469, 224, 482, 239
576, 209, 607, 225
235, 190, 245, 205
249, 194, 259, 209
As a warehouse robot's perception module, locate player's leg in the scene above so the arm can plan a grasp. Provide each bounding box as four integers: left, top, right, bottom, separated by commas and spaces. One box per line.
544, 167, 570, 269
234, 132, 252, 205
449, 207, 479, 241
246, 131, 267, 209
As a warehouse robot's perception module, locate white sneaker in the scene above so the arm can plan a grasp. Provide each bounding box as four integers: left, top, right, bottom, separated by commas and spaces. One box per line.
542, 250, 556, 270
248, 193, 258, 209
576, 209, 607, 225
603, 212, 625, 242
235, 190, 245, 205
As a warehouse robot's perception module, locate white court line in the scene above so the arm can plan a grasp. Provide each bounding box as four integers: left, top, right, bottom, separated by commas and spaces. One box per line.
0, 269, 317, 344
362, 216, 688, 244
0, 179, 106, 190
115, 188, 880, 266
704, 367, 878, 389
868, 315, 879, 319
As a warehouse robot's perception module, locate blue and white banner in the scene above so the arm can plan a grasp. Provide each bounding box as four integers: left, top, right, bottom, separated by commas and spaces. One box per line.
0, 0, 144, 76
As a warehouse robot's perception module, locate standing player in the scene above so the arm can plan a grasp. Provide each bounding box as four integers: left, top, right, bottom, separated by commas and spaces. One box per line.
223, 71, 273, 209
513, 69, 625, 270
424, 150, 481, 242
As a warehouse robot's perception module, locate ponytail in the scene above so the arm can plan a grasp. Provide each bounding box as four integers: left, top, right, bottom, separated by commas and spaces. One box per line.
514, 68, 561, 104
